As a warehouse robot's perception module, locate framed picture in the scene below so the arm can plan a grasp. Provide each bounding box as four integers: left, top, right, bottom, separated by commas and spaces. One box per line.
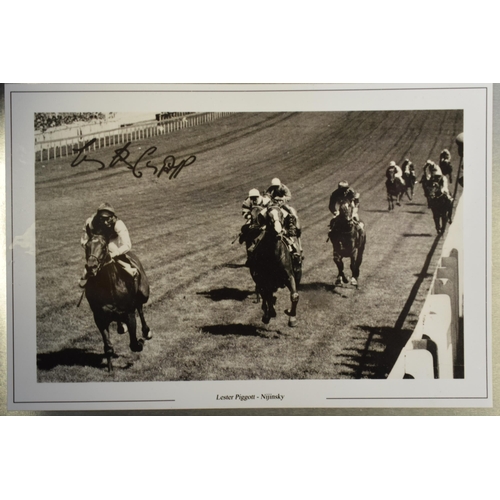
5, 83, 492, 411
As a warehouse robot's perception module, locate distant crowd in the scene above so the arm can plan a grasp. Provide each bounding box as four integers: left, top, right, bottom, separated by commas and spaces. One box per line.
34, 113, 111, 133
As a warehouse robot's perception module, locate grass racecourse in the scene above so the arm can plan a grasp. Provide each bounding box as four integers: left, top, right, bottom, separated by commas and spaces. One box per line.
35, 111, 463, 382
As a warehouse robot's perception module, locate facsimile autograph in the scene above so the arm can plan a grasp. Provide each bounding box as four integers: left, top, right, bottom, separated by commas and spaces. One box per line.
70, 139, 196, 180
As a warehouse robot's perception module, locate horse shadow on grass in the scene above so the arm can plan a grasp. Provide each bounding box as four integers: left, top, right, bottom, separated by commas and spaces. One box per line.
336, 325, 413, 379
38, 348, 106, 371
221, 263, 246, 269
197, 287, 253, 302
298, 281, 335, 293
337, 232, 442, 378
37, 348, 134, 371
201, 323, 284, 339
402, 233, 433, 237
299, 280, 358, 298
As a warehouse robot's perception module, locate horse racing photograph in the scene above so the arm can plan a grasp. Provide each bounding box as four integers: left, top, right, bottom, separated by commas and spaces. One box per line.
32, 107, 466, 385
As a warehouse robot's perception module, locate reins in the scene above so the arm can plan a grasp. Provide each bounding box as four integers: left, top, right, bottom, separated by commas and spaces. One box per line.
77, 238, 114, 308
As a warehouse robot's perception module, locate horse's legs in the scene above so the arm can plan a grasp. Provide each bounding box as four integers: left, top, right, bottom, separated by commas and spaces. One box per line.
260, 287, 275, 324
350, 233, 366, 287
284, 275, 299, 327
137, 304, 152, 340
431, 208, 442, 234
126, 312, 144, 352
333, 251, 347, 286
117, 322, 128, 334
254, 285, 260, 304
350, 250, 360, 286
94, 314, 114, 372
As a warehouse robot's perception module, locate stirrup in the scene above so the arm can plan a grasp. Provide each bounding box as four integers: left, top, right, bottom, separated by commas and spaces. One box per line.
79, 278, 87, 288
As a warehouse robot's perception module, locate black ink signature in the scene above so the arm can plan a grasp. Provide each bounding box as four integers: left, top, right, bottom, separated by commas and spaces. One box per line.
71, 140, 196, 179
71, 139, 105, 170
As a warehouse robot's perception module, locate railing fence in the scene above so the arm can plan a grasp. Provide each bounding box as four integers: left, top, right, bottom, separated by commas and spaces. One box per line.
388, 197, 464, 379
35, 112, 233, 162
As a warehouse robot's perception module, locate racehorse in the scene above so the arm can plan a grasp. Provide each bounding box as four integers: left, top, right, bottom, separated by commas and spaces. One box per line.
427, 181, 453, 234
401, 160, 417, 200
439, 159, 453, 184
248, 204, 300, 327
84, 234, 152, 371
328, 200, 366, 288
385, 166, 406, 210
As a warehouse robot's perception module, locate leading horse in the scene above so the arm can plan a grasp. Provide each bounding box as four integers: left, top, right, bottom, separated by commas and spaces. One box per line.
328, 200, 366, 288
84, 234, 152, 371
248, 204, 300, 327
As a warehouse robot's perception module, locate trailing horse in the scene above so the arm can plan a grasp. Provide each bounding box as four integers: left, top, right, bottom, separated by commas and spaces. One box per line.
328, 200, 366, 288
439, 160, 453, 184
401, 160, 417, 200
385, 166, 406, 210
427, 181, 453, 234
248, 204, 300, 327
84, 234, 152, 371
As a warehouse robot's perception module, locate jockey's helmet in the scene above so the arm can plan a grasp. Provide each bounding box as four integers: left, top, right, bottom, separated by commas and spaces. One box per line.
429, 164, 442, 176
338, 181, 349, 189
248, 188, 260, 198
97, 202, 116, 216
389, 161, 396, 167
271, 177, 281, 186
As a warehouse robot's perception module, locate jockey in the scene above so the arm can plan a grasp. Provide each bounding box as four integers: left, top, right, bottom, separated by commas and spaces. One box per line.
266, 178, 303, 252
265, 177, 292, 203
402, 158, 415, 177
267, 194, 302, 264
440, 148, 451, 163
439, 148, 453, 183
386, 161, 405, 184
329, 181, 355, 217
329, 181, 360, 235
240, 189, 268, 263
265, 177, 300, 226
242, 188, 268, 220
428, 163, 453, 200
245, 191, 301, 267
420, 160, 435, 206
79, 202, 138, 287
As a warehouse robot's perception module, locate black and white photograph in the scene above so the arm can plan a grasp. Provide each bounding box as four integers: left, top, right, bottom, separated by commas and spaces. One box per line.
5, 84, 492, 410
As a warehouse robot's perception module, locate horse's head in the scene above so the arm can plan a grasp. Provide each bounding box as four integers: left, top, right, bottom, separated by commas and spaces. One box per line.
249, 205, 264, 226
427, 179, 443, 199
265, 204, 285, 235
339, 199, 354, 221
386, 166, 396, 181
85, 234, 110, 278
331, 199, 354, 233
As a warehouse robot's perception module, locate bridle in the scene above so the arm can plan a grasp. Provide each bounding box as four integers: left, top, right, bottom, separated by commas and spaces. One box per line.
86, 236, 112, 275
